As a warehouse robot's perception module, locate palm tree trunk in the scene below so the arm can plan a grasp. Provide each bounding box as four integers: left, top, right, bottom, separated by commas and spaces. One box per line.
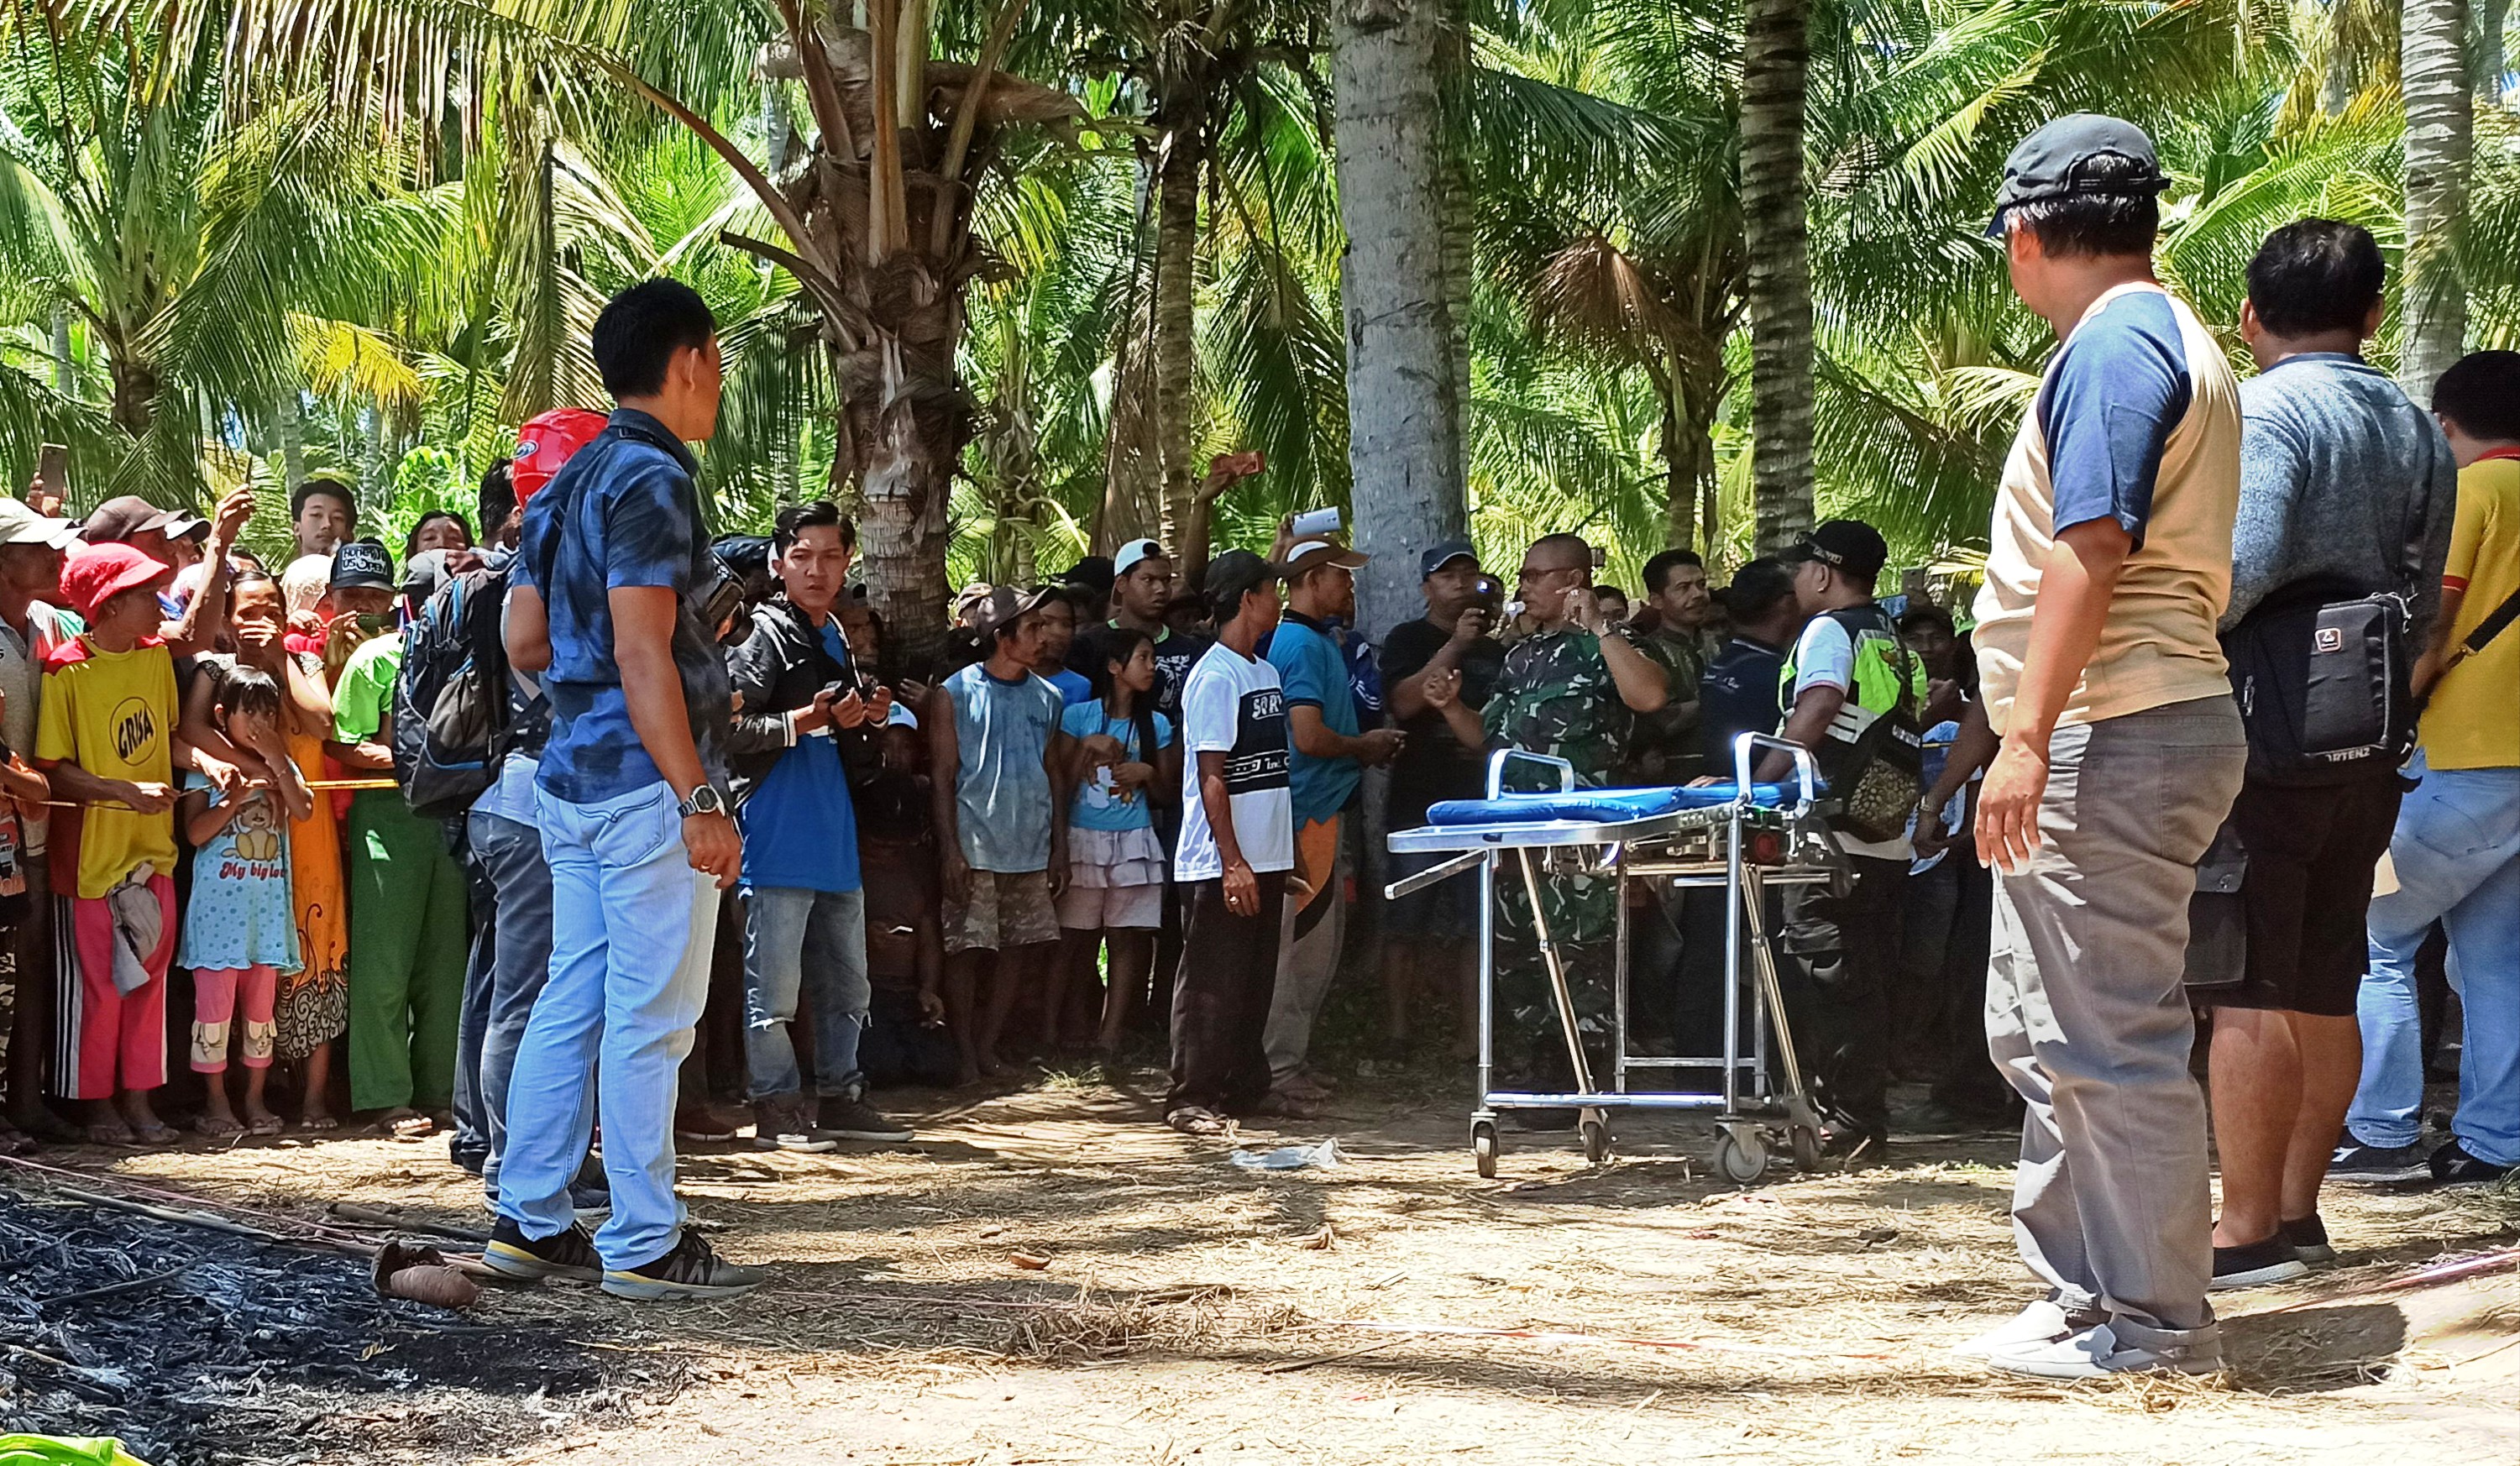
50, 308, 75, 396
2478, 0, 2509, 103
1151, 93, 1205, 559
1741, 0, 1815, 555
1331, 0, 1468, 639
2400, 0, 2471, 404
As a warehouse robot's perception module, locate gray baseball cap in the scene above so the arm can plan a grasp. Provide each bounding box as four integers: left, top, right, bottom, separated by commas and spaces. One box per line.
1987, 113, 2169, 237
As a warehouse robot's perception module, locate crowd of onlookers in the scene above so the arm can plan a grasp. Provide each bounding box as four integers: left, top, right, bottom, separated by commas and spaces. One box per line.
0, 153, 2510, 1334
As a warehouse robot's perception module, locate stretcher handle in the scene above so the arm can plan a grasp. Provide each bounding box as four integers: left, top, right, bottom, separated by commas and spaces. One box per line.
1486, 747, 1575, 799
1731, 733, 1820, 816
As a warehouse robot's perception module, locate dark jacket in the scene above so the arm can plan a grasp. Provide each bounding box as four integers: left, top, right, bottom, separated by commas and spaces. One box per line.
723, 598, 879, 797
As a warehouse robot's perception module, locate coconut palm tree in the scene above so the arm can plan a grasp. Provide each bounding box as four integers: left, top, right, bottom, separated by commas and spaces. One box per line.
2399, 0, 2470, 401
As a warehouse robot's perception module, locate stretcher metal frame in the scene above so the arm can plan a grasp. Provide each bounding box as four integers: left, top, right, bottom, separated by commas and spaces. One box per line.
1384, 733, 1842, 1181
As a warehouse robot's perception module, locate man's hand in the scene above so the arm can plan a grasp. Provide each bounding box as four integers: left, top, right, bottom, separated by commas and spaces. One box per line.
1449, 607, 1491, 647
940, 842, 972, 905
1563, 588, 1608, 636
683, 810, 741, 888
212, 487, 254, 545
1222, 857, 1260, 917
866, 683, 894, 727
917, 987, 947, 1025
1422, 666, 1460, 709
1048, 835, 1070, 899
792, 685, 842, 736
118, 781, 174, 815
1355, 727, 1405, 767
1976, 739, 2049, 875
1199, 450, 1265, 503
828, 688, 870, 730
196, 751, 246, 798
1912, 794, 1957, 859
895, 678, 930, 709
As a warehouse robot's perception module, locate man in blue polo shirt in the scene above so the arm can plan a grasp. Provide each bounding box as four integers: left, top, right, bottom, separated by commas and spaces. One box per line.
486, 279, 762, 1303
1260, 538, 1401, 1113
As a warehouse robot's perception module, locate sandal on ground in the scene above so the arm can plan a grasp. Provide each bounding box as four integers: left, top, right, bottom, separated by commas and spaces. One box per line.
375, 1109, 435, 1139
1166, 1107, 1228, 1137
84, 1119, 138, 1145
0, 1123, 33, 1155
195, 1114, 245, 1139
244, 1113, 285, 1137
297, 1111, 340, 1133
130, 1121, 179, 1145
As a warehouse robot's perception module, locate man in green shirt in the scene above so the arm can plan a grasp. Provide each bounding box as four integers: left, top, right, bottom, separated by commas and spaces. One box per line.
1625, 547, 1721, 783
327, 542, 469, 1130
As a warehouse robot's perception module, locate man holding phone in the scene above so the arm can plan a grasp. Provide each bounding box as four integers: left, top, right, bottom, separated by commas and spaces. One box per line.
1377, 541, 1505, 1055
723, 500, 912, 1152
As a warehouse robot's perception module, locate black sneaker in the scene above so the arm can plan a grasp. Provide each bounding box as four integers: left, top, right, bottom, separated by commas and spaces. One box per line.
818, 1093, 914, 1143
601, 1229, 765, 1301
484, 1218, 603, 1283
2282, 1212, 2334, 1264
2209, 1233, 2308, 1291
2328, 1139, 2432, 1185
2428, 1139, 2514, 1189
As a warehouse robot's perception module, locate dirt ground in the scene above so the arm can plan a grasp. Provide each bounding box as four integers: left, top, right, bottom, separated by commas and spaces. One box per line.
19, 1067, 2520, 1466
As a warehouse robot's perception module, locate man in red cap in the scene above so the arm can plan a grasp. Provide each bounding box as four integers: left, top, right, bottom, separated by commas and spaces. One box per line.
34, 542, 183, 1144
82, 489, 252, 657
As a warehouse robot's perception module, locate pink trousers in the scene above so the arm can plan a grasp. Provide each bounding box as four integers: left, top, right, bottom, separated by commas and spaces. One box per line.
191, 966, 280, 1073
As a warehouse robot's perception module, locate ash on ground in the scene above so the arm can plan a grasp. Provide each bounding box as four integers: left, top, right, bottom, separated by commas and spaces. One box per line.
0, 1186, 686, 1465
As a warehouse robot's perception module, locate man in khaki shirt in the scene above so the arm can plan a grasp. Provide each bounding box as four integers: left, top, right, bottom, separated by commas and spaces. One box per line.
1958, 116, 2247, 1381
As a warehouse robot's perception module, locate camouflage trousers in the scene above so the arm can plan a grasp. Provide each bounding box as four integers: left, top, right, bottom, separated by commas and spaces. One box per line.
1490, 863, 1618, 1087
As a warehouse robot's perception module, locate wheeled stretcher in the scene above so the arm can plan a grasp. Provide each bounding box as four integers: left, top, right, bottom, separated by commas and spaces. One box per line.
1383, 734, 1849, 1181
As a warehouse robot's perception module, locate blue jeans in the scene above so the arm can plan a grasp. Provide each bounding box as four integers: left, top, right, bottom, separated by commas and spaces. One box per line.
465, 808, 600, 1202
741, 886, 869, 1101
497, 782, 720, 1270
2348, 751, 2520, 1165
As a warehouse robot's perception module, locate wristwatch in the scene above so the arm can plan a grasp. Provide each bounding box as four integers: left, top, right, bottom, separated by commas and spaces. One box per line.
677, 785, 729, 819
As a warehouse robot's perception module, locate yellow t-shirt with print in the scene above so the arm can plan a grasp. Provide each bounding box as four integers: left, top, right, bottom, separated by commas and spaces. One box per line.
35, 635, 180, 899
2421, 454, 2520, 770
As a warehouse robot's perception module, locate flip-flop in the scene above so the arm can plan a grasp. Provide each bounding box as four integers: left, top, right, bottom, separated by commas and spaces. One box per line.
0, 1125, 33, 1156
131, 1122, 179, 1145
195, 1115, 246, 1139
298, 1113, 340, 1133
386, 1113, 436, 1139
1166, 1107, 1227, 1138
83, 1121, 137, 1145
245, 1114, 285, 1136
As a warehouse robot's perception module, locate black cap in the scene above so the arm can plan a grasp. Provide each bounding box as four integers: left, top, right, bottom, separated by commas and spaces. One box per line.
1782, 520, 1889, 584
1988, 113, 2169, 236
1418, 538, 1477, 579
1204, 547, 1281, 615
328, 538, 396, 592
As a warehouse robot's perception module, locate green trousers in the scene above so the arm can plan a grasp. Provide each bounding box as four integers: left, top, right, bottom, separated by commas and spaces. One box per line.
345, 790, 469, 1112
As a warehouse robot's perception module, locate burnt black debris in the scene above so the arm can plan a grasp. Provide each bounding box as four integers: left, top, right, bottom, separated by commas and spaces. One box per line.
0, 1186, 684, 1466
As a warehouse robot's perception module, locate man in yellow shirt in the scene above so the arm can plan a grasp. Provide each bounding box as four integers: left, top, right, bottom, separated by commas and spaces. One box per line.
2338, 351, 2520, 1190
34, 543, 181, 1144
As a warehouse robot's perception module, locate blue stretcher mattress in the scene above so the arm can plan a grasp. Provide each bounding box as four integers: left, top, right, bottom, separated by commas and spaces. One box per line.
1424, 783, 1789, 826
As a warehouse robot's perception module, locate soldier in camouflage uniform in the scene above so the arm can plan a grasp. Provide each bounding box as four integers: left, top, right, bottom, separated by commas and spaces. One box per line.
1470, 534, 1673, 1090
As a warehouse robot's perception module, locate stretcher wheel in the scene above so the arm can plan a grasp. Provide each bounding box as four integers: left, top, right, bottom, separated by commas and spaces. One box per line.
1580, 1117, 1612, 1165
1714, 1129, 1767, 1184
1791, 1124, 1824, 1173
1473, 1122, 1500, 1179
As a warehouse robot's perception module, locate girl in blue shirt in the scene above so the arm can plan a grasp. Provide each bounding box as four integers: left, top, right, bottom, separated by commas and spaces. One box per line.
1050, 627, 1180, 1055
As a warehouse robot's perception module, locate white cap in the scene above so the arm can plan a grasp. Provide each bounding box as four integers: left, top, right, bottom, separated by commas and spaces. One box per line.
0, 496, 80, 549
1114, 538, 1166, 576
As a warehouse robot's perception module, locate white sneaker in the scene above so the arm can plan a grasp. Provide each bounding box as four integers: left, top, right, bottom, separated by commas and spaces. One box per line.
1950, 1300, 2098, 1359
1984, 1322, 2220, 1380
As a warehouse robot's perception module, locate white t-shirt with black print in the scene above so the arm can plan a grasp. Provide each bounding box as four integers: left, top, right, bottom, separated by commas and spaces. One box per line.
1173, 641, 1293, 880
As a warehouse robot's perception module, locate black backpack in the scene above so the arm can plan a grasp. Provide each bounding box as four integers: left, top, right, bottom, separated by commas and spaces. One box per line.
2222, 576, 2416, 786
392, 563, 520, 818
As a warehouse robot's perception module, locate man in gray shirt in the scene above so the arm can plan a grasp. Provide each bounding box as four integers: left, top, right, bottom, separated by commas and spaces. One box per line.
2201, 220, 2455, 1290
